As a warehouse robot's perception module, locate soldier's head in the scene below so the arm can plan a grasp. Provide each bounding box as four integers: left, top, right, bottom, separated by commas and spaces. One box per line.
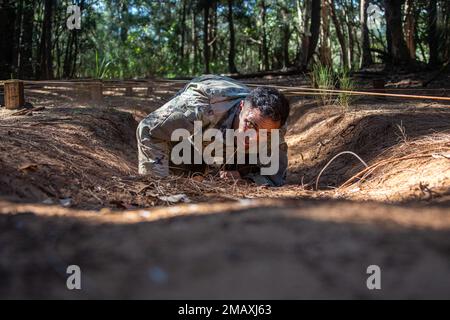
234, 87, 290, 149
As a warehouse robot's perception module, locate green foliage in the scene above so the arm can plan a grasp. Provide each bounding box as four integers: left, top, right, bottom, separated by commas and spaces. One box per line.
311, 63, 336, 106
336, 68, 355, 110
9, 0, 450, 79
94, 51, 114, 79
310, 64, 355, 110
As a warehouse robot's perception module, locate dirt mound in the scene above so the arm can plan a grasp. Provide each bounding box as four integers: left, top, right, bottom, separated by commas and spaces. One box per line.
0, 106, 138, 208
0, 100, 290, 210
286, 102, 450, 202
337, 132, 450, 202
1, 85, 450, 299
1, 94, 449, 208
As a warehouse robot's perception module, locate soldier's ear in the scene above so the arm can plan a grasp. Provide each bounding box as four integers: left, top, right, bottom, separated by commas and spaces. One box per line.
239, 100, 244, 110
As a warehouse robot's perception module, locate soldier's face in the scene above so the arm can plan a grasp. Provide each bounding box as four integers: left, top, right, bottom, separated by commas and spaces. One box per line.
236, 101, 281, 150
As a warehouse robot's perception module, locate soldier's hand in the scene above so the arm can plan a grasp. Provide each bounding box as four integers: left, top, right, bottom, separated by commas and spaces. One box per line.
219, 170, 241, 181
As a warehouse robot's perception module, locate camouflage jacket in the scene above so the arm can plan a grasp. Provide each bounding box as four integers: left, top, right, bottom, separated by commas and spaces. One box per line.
137, 75, 288, 186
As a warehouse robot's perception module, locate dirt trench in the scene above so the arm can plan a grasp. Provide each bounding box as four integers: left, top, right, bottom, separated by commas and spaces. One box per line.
0, 106, 139, 209
1, 85, 450, 299
1, 95, 449, 207
286, 102, 450, 203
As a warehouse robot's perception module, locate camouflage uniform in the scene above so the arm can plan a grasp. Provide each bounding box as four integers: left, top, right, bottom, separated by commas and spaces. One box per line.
136, 75, 288, 186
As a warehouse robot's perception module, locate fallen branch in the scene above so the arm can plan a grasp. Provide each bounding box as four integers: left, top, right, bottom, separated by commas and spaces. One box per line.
315, 151, 368, 191
10, 106, 45, 116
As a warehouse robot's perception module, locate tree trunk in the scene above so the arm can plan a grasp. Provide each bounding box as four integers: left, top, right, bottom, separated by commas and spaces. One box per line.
260, 0, 270, 71
428, 0, 439, 67
191, 10, 198, 74
345, 0, 355, 68
180, 0, 187, 61
360, 0, 373, 67
403, 0, 416, 59
298, 0, 321, 69
281, 5, 290, 69
295, 0, 303, 64
211, 1, 218, 61
0, 0, 16, 79
203, 1, 210, 74
120, 1, 128, 43
19, 0, 34, 78
38, 0, 54, 79
443, 1, 450, 62
319, 0, 332, 67
307, 0, 321, 65
329, 0, 349, 69
227, 0, 238, 73
71, 30, 79, 78
63, 32, 75, 78
12, 0, 24, 77
299, 0, 311, 68
384, 0, 411, 67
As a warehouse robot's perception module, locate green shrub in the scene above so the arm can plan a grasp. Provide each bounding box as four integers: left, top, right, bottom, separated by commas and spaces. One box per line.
336, 68, 355, 110
310, 63, 336, 106
310, 63, 355, 110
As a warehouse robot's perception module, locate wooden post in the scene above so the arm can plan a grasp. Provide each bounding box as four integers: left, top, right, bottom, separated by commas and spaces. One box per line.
373, 79, 386, 90
4, 80, 25, 109
90, 82, 103, 102
75, 84, 85, 100
373, 79, 386, 99
146, 86, 153, 97
125, 86, 133, 96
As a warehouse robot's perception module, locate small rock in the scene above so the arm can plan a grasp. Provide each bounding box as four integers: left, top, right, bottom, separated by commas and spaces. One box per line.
158, 194, 191, 203
59, 198, 72, 207
140, 210, 152, 218
42, 199, 54, 205
99, 208, 112, 215
148, 266, 168, 284
238, 199, 253, 206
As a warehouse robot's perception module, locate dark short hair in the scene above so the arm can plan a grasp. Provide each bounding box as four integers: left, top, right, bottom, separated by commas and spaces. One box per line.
244, 87, 290, 126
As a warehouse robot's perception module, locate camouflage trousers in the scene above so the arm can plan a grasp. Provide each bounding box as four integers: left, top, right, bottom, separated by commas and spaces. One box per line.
136, 119, 171, 177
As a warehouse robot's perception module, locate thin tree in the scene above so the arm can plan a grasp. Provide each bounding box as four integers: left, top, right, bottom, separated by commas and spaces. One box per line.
319, 0, 332, 67
19, 0, 34, 78
259, 0, 270, 71
360, 0, 373, 67
0, 0, 16, 79
298, 0, 321, 69
384, 0, 411, 67
403, 0, 416, 59
227, 0, 238, 73
428, 0, 439, 67
38, 0, 54, 79
203, 0, 210, 74
180, 0, 187, 62
281, 4, 290, 69
329, 0, 349, 69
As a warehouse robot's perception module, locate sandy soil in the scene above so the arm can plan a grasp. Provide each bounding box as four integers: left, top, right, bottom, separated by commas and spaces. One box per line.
1, 74, 450, 299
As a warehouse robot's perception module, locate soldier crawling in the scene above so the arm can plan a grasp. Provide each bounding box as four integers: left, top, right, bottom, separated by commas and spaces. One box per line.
136, 75, 290, 186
